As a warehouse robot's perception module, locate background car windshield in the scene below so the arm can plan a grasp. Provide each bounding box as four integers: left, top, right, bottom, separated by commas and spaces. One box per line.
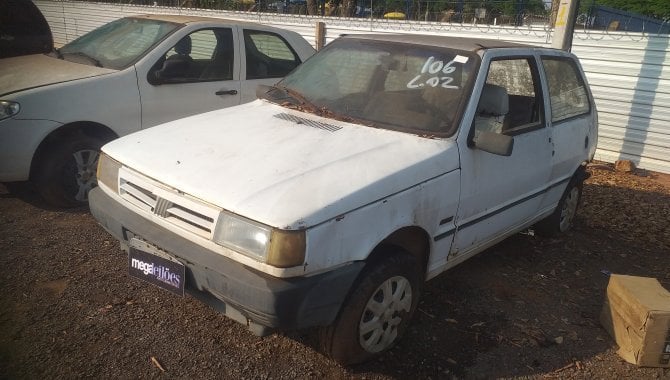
280, 39, 477, 135
59, 18, 179, 69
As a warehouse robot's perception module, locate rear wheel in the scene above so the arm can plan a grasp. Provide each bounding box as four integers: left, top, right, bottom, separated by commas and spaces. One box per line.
34, 136, 103, 207
320, 251, 422, 365
535, 178, 583, 236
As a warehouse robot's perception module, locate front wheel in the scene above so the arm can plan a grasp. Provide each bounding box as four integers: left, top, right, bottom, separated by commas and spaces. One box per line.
34, 136, 103, 208
320, 251, 422, 365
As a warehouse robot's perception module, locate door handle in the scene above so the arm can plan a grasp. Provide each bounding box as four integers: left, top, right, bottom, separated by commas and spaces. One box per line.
215, 89, 238, 95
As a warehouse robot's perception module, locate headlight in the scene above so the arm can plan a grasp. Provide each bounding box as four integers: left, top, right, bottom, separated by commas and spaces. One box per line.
213, 212, 306, 268
97, 152, 122, 193
0, 101, 20, 120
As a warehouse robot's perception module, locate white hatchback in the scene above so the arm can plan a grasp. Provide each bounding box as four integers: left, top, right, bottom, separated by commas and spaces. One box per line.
0, 15, 314, 206
90, 34, 597, 365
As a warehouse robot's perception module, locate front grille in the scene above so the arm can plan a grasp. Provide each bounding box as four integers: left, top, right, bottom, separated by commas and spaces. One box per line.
274, 113, 342, 132
119, 168, 219, 238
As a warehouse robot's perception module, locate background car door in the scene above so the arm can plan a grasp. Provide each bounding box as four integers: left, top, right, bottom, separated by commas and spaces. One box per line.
137, 26, 241, 128
239, 28, 304, 103
451, 55, 553, 260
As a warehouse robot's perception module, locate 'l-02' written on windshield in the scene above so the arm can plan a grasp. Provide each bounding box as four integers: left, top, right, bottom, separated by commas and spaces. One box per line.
407, 56, 460, 89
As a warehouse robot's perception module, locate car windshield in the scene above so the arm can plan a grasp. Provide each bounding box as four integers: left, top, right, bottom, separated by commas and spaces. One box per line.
57, 18, 179, 69
275, 38, 478, 136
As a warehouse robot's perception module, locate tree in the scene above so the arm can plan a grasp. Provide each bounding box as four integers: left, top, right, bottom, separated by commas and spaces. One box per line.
550, 0, 560, 26
592, 0, 669, 19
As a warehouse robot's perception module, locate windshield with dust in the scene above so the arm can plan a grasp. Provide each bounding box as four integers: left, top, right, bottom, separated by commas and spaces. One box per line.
58, 18, 179, 69
277, 38, 478, 135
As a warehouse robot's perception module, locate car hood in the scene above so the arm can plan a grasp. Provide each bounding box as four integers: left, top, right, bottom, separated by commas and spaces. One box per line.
103, 100, 459, 229
0, 54, 116, 96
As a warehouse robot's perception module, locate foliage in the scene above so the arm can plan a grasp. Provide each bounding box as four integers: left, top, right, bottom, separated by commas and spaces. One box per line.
415, 0, 547, 19
591, 0, 669, 19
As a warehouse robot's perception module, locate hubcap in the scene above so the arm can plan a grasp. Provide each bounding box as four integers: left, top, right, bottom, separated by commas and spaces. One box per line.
359, 275, 412, 353
71, 149, 100, 202
559, 187, 579, 232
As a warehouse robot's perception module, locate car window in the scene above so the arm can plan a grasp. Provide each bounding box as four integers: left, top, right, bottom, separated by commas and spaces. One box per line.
475, 58, 543, 136
151, 28, 234, 84
541, 57, 591, 123
243, 30, 300, 79
276, 38, 478, 136
165, 29, 217, 60
59, 18, 179, 69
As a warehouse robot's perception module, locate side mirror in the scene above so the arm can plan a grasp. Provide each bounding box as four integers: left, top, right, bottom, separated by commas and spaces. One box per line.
150, 60, 189, 85
148, 69, 164, 85
471, 130, 514, 156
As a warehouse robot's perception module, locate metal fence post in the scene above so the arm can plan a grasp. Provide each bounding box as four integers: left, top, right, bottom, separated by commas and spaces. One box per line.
315, 21, 326, 50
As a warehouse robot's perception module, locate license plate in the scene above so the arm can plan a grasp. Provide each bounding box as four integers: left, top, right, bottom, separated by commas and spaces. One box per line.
128, 238, 185, 296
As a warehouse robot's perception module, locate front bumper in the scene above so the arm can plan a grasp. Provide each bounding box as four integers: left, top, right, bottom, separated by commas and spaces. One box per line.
89, 187, 363, 335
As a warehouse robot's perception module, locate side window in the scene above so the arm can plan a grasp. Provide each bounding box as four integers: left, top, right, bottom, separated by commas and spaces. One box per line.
475, 58, 542, 135
151, 28, 234, 84
243, 30, 300, 79
541, 57, 590, 123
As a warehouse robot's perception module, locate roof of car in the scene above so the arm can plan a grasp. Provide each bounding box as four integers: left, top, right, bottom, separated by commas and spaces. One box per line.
131, 14, 269, 27
341, 34, 539, 52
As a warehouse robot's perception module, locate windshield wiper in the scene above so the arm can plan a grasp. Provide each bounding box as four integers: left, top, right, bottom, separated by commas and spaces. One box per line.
269, 85, 372, 126
63, 51, 103, 67
273, 85, 322, 114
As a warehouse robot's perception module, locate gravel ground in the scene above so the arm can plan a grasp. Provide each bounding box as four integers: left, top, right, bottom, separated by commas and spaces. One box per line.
1, 163, 669, 379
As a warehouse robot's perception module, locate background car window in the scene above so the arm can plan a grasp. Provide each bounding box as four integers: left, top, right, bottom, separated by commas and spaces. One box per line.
244, 30, 300, 79
475, 58, 542, 135
115, 24, 165, 57
165, 29, 216, 59
152, 28, 234, 83
60, 18, 178, 69
542, 57, 590, 123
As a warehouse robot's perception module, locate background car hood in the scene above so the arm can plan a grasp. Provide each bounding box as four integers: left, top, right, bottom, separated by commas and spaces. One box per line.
103, 100, 459, 229
0, 54, 116, 96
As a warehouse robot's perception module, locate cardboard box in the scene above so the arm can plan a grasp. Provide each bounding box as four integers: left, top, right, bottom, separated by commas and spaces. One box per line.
600, 274, 670, 367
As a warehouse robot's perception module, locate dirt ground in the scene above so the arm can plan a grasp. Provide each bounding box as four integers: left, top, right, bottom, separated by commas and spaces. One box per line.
1, 163, 669, 379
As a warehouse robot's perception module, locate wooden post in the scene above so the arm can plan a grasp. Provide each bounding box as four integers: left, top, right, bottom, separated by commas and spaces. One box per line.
315, 21, 326, 51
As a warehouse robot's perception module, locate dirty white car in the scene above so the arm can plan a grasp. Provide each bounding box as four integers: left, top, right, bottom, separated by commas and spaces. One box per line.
89, 34, 597, 364
0, 15, 314, 206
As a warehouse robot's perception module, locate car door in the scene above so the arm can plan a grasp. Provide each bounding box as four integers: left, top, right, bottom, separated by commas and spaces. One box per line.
451, 53, 553, 260
239, 28, 304, 103
137, 26, 241, 128
540, 54, 596, 208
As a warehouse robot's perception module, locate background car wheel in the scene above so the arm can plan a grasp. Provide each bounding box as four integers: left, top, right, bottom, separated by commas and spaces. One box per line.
535, 178, 583, 237
319, 250, 422, 365
34, 136, 103, 207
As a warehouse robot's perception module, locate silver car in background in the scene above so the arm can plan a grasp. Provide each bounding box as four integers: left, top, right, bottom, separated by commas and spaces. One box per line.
0, 15, 315, 206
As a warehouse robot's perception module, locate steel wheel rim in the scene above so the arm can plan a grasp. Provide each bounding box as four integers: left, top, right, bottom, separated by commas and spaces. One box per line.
358, 275, 412, 353
70, 149, 99, 202
559, 187, 579, 232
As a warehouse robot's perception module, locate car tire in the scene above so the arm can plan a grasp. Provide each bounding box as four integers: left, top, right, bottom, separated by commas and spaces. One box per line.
319, 250, 422, 365
535, 178, 583, 237
34, 136, 103, 208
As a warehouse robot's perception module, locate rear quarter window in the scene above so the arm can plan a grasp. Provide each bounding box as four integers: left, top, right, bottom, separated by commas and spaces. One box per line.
541, 57, 591, 123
